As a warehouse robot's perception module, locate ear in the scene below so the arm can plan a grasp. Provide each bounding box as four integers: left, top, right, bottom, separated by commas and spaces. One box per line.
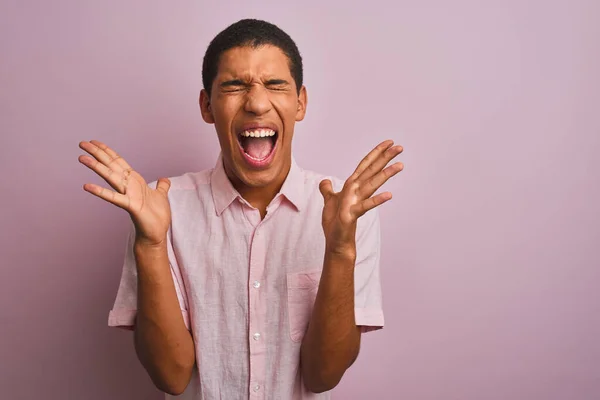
295, 85, 307, 122
199, 89, 215, 124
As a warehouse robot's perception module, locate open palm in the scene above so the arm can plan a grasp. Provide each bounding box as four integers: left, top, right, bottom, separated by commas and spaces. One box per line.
78, 140, 171, 246
320, 140, 403, 253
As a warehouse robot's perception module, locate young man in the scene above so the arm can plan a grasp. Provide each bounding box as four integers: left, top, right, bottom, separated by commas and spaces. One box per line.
79, 19, 403, 399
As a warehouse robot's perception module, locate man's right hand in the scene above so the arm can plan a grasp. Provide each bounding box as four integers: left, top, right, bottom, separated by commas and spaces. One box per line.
81, 140, 194, 394
78, 140, 171, 247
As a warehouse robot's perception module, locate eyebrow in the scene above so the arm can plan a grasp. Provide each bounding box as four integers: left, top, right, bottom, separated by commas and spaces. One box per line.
265, 79, 290, 85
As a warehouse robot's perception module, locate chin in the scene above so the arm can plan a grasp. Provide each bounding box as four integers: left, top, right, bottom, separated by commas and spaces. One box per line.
233, 161, 283, 188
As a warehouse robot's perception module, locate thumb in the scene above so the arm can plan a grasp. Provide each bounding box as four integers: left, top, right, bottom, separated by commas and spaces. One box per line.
319, 179, 334, 201
155, 178, 171, 196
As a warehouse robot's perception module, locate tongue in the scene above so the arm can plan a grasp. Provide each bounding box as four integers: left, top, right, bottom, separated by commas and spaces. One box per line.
244, 137, 273, 160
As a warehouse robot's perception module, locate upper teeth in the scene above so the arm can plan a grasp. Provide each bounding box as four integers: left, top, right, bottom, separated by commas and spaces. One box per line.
241, 129, 276, 138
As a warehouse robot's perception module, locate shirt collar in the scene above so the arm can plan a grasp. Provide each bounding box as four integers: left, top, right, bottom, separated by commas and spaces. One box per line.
278, 155, 305, 212
210, 153, 306, 216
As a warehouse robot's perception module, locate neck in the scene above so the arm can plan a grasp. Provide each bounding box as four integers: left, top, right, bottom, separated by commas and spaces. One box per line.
226, 161, 291, 219
238, 185, 278, 219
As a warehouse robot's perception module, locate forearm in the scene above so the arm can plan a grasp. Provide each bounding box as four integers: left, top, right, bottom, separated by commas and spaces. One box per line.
300, 248, 361, 393
133, 241, 195, 395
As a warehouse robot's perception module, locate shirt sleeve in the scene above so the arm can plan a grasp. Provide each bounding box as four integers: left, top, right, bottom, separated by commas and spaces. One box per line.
107, 219, 190, 331
354, 207, 385, 333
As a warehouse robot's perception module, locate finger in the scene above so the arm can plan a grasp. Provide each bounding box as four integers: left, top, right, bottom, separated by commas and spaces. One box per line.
79, 155, 128, 193
319, 179, 335, 201
79, 141, 125, 173
351, 192, 392, 218
82, 183, 131, 210
155, 178, 171, 196
89, 140, 133, 171
359, 161, 403, 200
351, 140, 394, 180
358, 144, 403, 184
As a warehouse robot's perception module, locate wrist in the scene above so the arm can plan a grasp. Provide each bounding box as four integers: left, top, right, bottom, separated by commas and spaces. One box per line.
134, 238, 167, 256
325, 242, 357, 262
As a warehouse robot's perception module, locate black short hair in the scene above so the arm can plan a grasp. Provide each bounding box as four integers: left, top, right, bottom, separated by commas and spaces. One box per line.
202, 19, 303, 96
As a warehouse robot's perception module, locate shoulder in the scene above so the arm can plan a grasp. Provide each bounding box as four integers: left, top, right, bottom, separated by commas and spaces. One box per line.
147, 169, 213, 197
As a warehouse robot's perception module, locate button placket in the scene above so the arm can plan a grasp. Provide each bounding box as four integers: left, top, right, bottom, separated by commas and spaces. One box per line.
248, 223, 267, 398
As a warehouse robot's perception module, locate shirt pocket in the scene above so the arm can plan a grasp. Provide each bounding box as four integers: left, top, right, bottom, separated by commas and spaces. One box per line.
286, 269, 322, 343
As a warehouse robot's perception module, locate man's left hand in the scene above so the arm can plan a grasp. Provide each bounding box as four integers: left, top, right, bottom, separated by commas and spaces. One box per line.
319, 140, 404, 257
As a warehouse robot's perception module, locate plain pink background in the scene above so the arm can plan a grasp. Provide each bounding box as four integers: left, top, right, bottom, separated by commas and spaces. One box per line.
1, 1, 599, 399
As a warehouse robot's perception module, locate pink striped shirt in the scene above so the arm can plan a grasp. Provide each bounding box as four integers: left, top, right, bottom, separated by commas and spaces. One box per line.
108, 154, 384, 399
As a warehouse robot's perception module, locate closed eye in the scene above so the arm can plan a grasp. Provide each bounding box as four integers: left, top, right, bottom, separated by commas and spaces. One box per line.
220, 79, 247, 92
265, 79, 290, 91
219, 79, 291, 92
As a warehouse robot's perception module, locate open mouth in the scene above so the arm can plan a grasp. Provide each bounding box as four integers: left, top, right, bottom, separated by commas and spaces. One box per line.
237, 128, 279, 166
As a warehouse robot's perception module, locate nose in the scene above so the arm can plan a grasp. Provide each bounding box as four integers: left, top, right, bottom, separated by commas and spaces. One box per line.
244, 84, 272, 116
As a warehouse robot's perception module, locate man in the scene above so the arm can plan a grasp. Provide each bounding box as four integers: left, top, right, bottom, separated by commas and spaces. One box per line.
78, 18, 403, 399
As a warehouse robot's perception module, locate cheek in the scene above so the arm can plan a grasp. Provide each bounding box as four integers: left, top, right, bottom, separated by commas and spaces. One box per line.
213, 103, 237, 132
273, 97, 299, 122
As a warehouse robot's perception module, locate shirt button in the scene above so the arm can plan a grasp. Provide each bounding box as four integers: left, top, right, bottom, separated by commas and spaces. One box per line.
253, 332, 261, 341
253, 281, 261, 289
253, 384, 261, 392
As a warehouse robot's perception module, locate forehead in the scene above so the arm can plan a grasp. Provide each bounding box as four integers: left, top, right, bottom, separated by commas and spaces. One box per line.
216, 45, 292, 79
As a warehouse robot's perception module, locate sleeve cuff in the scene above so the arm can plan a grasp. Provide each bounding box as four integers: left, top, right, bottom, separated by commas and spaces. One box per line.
355, 307, 384, 333
108, 309, 190, 331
